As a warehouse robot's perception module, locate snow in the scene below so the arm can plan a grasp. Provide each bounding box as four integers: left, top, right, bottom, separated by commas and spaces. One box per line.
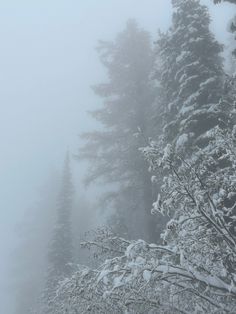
179, 104, 195, 115
184, 90, 200, 106
97, 269, 110, 284
189, 37, 203, 43
199, 77, 216, 89
176, 133, 188, 150
176, 51, 188, 63
143, 270, 152, 281
113, 275, 124, 288
151, 175, 158, 183
163, 144, 172, 160
189, 26, 197, 33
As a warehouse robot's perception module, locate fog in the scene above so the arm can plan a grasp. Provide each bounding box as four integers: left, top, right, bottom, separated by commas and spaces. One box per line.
0, 0, 235, 313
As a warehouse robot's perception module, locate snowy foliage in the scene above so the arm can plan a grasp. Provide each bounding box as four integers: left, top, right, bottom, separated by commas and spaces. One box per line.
51, 120, 236, 312
50, 227, 236, 313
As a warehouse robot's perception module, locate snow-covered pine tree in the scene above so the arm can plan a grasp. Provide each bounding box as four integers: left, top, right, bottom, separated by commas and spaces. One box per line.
152, 0, 236, 232
41, 152, 74, 313
80, 20, 162, 242
156, 0, 225, 154
141, 0, 236, 306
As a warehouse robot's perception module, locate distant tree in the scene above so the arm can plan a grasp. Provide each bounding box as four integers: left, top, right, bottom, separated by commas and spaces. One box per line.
11, 173, 59, 314
40, 152, 75, 313
72, 192, 98, 267
80, 20, 163, 242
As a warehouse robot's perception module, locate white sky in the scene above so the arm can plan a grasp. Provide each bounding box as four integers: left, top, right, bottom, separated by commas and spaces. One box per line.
0, 0, 234, 312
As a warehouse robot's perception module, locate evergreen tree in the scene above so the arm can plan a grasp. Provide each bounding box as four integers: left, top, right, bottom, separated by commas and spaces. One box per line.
80, 20, 162, 242
142, 0, 236, 291
140, 0, 236, 309
42, 152, 74, 313
156, 0, 236, 234
12, 173, 59, 314
156, 0, 225, 155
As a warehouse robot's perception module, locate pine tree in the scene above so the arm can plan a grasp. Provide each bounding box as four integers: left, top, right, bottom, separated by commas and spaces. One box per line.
142, 0, 236, 291
12, 173, 59, 314
140, 0, 236, 308
156, 0, 236, 234
80, 20, 162, 242
156, 0, 226, 155
42, 152, 74, 313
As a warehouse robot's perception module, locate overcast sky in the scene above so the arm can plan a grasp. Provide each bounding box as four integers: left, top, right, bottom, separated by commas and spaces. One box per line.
0, 0, 234, 313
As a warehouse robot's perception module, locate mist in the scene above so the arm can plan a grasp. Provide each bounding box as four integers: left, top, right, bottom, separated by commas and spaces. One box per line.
0, 0, 235, 313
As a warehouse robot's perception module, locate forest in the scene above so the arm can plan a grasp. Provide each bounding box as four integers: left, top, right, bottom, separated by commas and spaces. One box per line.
3, 0, 236, 313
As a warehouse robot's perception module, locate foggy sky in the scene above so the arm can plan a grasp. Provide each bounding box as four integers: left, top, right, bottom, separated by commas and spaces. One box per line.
0, 0, 234, 313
